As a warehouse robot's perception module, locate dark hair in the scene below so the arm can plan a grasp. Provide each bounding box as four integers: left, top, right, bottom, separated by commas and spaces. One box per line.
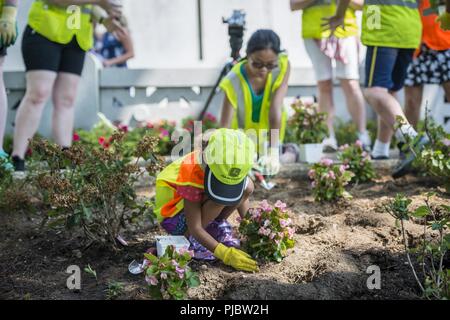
246, 29, 282, 56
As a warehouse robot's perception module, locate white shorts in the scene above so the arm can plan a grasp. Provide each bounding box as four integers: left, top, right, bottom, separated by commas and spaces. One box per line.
304, 37, 360, 82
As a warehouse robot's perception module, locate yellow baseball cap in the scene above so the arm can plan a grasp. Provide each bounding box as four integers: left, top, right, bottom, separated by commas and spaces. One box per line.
204, 129, 256, 205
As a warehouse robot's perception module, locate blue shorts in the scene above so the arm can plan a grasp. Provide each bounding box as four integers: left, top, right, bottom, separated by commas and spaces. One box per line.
365, 46, 414, 92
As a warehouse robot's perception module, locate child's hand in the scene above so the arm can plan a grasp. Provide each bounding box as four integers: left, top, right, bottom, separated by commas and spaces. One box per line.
213, 243, 258, 272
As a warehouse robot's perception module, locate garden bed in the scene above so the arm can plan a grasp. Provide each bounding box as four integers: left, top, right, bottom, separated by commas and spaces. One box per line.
1, 162, 448, 300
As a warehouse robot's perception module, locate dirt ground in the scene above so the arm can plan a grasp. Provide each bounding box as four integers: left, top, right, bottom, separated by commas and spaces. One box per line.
1, 167, 449, 300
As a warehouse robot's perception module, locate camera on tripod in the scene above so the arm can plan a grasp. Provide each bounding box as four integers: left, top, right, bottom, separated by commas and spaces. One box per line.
222, 10, 246, 60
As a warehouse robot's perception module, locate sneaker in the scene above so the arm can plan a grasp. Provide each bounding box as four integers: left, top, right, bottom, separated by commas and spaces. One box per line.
12, 155, 25, 172
322, 137, 338, 152
371, 154, 390, 160
0, 150, 14, 171
188, 235, 216, 261
206, 220, 240, 248
392, 135, 430, 179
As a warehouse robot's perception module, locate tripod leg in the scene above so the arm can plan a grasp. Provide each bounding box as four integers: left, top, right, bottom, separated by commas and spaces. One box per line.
198, 62, 234, 121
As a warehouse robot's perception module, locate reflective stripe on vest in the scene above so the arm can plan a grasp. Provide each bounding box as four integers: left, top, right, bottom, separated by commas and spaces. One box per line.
365, 0, 418, 8
219, 54, 288, 147
155, 152, 204, 222
28, 0, 94, 51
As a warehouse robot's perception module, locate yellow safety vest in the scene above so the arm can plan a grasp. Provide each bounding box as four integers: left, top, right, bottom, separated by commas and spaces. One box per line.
302, 0, 358, 39
361, 0, 421, 48
28, 0, 94, 51
219, 54, 289, 148
155, 152, 205, 223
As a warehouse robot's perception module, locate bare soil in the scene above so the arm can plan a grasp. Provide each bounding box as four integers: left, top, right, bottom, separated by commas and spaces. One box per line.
1, 168, 449, 300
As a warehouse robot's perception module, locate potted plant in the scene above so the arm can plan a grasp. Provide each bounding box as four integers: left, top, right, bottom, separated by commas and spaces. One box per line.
289, 99, 329, 163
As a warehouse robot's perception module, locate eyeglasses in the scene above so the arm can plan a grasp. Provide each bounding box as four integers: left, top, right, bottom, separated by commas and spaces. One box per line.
250, 60, 278, 71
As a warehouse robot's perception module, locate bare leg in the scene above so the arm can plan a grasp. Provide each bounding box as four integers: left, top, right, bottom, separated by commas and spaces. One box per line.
442, 81, 450, 105
317, 79, 335, 137
51, 72, 81, 147
404, 85, 423, 129
12, 71, 57, 158
339, 78, 367, 133
0, 57, 6, 150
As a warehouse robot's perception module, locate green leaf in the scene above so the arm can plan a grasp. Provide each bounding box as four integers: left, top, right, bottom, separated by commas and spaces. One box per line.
144, 253, 158, 264
411, 205, 430, 218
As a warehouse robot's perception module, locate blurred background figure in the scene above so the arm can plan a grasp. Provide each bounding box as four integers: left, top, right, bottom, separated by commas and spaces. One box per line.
405, 0, 450, 129
93, 15, 134, 68
219, 29, 291, 175
0, 0, 18, 169
290, 0, 370, 152
11, 0, 122, 171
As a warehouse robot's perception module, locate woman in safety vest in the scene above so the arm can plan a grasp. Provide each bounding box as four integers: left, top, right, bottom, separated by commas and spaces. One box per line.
219, 29, 291, 176
155, 128, 258, 272
11, 0, 123, 171
0, 0, 18, 169
290, 0, 371, 153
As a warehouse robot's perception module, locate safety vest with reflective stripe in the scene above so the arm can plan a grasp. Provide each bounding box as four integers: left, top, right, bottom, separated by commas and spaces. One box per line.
219, 54, 289, 148
28, 0, 94, 51
362, 0, 421, 49
302, 0, 358, 39
155, 151, 205, 222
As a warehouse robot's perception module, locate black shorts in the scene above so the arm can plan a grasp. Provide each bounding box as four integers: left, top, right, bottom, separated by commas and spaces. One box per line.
22, 25, 86, 75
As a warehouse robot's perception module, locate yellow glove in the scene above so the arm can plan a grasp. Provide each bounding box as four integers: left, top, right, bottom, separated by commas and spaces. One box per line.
436, 12, 450, 31
0, 6, 18, 47
213, 243, 258, 272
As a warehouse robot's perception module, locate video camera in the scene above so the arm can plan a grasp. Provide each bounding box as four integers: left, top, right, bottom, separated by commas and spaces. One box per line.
223, 10, 246, 60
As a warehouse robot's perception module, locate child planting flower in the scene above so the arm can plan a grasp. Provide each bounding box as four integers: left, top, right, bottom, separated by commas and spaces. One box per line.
154, 129, 258, 272
239, 200, 295, 262
143, 245, 200, 300
309, 158, 354, 202
338, 140, 377, 183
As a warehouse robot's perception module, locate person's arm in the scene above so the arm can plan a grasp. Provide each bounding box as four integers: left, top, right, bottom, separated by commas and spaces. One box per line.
349, 0, 364, 10
103, 27, 135, 67
220, 95, 235, 128
0, 0, 19, 47
184, 199, 219, 253
321, 0, 351, 33
269, 61, 290, 149
47, 0, 122, 17
290, 0, 317, 11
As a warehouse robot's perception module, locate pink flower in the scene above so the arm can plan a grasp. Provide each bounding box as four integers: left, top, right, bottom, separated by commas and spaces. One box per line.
159, 129, 169, 138
355, 140, 363, 149
236, 216, 242, 223
287, 227, 295, 238
275, 200, 287, 211
171, 259, 179, 267
280, 218, 292, 228
443, 138, 450, 147
145, 275, 158, 286
118, 124, 128, 133
260, 200, 273, 212
328, 170, 336, 180
320, 158, 333, 167
176, 266, 185, 279
339, 165, 347, 174
98, 136, 105, 145
311, 181, 316, 188
251, 208, 262, 221
269, 232, 276, 240
275, 239, 281, 245
258, 227, 267, 236
160, 272, 168, 280
147, 122, 154, 129
263, 219, 271, 228
308, 169, 316, 179
178, 247, 194, 258
73, 132, 80, 142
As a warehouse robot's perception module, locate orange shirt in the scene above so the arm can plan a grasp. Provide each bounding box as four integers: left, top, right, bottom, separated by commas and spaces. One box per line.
421, 0, 450, 50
